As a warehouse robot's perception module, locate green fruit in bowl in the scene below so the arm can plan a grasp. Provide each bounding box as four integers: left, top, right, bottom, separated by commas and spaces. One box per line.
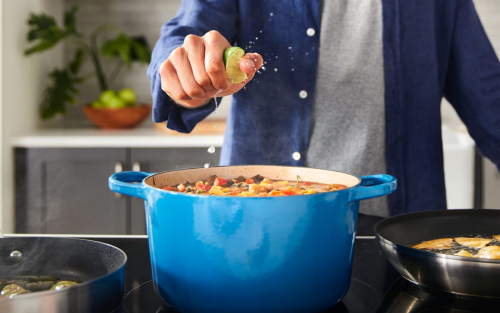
106, 96, 127, 109
100, 90, 116, 106
118, 88, 136, 105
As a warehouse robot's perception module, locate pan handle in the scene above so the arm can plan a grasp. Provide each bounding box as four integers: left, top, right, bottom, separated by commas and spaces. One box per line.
348, 174, 397, 203
109, 171, 153, 200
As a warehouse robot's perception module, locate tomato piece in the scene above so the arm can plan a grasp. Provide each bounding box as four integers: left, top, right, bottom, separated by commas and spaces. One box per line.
214, 177, 228, 187
304, 181, 312, 186
338, 185, 347, 190
195, 181, 205, 190
204, 185, 212, 191
245, 178, 254, 184
177, 184, 186, 192
232, 190, 240, 196
233, 179, 241, 183
162, 186, 175, 191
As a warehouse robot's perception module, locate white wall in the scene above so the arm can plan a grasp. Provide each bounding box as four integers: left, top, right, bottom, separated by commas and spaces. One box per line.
1, 0, 63, 232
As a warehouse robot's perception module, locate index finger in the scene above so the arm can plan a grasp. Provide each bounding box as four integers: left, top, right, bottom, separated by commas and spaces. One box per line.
203, 32, 231, 90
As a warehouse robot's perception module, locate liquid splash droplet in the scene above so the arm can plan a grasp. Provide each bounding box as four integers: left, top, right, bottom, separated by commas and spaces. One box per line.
289, 47, 292, 49
207, 146, 216, 154
256, 37, 258, 40
292, 152, 301, 161
292, 68, 294, 71
261, 66, 266, 71
274, 68, 278, 72
204, 163, 210, 169
260, 30, 263, 33
270, 13, 274, 16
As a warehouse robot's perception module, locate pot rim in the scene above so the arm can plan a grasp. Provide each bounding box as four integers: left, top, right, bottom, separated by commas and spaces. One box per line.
141, 165, 363, 198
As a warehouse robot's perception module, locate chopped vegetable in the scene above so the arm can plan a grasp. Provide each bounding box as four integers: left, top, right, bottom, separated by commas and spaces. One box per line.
214, 177, 228, 187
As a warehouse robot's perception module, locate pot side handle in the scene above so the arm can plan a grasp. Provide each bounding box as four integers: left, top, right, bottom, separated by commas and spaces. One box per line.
348, 174, 397, 203
109, 171, 153, 200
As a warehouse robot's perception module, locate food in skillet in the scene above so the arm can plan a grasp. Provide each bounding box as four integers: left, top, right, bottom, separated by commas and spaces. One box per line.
412, 235, 500, 259
159, 174, 347, 197
0, 276, 81, 299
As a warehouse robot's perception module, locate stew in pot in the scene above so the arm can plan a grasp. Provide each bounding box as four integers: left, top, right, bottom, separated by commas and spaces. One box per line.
159, 174, 347, 197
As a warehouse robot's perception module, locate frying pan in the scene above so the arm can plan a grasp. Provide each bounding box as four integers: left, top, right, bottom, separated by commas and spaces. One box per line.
375, 209, 500, 298
0, 236, 127, 313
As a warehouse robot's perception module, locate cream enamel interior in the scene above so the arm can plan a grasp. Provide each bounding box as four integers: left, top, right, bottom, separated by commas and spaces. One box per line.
144, 165, 361, 189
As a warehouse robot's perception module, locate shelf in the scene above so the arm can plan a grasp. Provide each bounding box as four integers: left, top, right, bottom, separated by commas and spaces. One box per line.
12, 128, 224, 148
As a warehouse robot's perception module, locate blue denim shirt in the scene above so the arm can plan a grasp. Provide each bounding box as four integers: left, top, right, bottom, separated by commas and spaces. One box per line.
147, 0, 500, 216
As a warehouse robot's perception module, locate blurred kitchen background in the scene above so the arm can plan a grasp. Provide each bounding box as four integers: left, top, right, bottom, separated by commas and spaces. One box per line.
0, 0, 499, 234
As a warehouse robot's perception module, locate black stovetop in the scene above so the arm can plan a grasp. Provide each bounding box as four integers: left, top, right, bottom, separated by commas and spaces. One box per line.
92, 237, 500, 313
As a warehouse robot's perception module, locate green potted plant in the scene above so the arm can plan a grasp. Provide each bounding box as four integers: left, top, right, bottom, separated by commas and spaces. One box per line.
25, 5, 152, 129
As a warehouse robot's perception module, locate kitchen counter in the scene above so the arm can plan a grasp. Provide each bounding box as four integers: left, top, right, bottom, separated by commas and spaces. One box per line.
11, 128, 224, 148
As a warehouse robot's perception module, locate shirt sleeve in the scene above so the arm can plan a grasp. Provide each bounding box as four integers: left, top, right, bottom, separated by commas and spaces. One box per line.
444, 0, 500, 170
147, 0, 238, 133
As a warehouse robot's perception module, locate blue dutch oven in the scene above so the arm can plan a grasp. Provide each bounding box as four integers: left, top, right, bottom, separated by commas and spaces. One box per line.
109, 165, 396, 313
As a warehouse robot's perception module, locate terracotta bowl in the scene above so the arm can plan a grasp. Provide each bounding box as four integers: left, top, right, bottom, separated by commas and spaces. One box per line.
83, 104, 152, 129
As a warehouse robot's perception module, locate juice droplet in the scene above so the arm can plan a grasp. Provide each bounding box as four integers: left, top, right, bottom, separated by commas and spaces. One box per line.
270, 13, 273, 16
204, 163, 210, 169
256, 37, 258, 40
274, 68, 278, 72
207, 146, 216, 154
260, 30, 263, 33
292, 152, 301, 161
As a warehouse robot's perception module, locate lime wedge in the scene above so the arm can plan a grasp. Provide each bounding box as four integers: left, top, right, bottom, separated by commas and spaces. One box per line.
224, 47, 247, 84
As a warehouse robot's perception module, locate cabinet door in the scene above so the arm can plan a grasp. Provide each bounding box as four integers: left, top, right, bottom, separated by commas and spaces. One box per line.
16, 148, 128, 234
129, 148, 221, 234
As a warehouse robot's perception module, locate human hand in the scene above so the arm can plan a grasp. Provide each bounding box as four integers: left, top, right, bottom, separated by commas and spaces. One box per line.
159, 31, 263, 108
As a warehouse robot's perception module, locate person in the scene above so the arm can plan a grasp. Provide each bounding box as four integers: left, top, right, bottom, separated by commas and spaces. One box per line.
147, 0, 500, 218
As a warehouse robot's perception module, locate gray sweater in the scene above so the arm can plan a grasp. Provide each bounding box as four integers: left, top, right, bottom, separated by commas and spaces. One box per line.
306, 0, 389, 217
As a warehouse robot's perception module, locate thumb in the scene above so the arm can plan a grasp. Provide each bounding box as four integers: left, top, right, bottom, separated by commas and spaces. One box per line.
239, 53, 264, 74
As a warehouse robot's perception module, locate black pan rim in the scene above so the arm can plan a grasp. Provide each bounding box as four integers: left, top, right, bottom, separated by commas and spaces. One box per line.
0, 237, 127, 301
374, 209, 500, 265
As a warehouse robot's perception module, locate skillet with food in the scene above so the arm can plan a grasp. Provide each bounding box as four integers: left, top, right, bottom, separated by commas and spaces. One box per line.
375, 209, 500, 298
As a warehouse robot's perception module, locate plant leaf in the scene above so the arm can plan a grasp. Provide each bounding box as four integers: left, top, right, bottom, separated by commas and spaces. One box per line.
25, 5, 80, 55
64, 5, 79, 34
101, 33, 151, 67
130, 36, 151, 63
39, 69, 79, 119
39, 50, 85, 120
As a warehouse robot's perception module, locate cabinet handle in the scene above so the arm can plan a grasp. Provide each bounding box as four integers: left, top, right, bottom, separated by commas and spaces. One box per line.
114, 162, 123, 198
132, 162, 141, 172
